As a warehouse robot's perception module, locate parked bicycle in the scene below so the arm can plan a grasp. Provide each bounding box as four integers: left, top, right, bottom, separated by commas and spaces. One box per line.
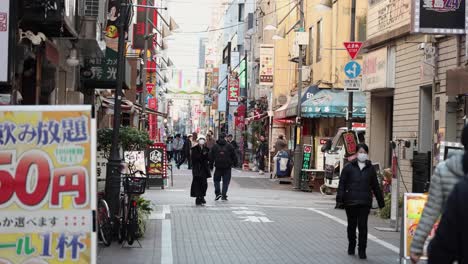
97, 178, 112, 247
117, 170, 147, 245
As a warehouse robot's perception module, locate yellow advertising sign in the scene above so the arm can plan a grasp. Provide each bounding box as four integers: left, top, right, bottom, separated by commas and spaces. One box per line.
0, 106, 96, 264
403, 193, 439, 260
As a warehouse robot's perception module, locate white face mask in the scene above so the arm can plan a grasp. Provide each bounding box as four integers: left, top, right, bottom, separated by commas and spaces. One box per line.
198, 139, 206, 145
357, 153, 368, 162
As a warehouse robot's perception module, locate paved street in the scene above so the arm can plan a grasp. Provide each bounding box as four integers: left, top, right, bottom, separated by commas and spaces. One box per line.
98, 165, 401, 264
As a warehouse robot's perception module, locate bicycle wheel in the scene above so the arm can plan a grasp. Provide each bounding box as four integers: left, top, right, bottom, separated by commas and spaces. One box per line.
98, 199, 112, 247
117, 198, 126, 244
127, 203, 138, 245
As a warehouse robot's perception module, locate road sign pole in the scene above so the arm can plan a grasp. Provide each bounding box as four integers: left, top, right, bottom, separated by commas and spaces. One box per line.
347, 0, 356, 130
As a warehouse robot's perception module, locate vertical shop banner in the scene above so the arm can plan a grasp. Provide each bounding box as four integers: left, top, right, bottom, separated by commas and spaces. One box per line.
0, 105, 96, 263
300, 145, 313, 182
218, 64, 228, 111
228, 73, 240, 102
341, 131, 358, 157
259, 45, 275, 86
147, 144, 167, 178
204, 69, 213, 106
235, 104, 246, 129
403, 193, 439, 260
0, 0, 10, 83
412, 0, 467, 34
148, 98, 157, 141
133, 0, 157, 49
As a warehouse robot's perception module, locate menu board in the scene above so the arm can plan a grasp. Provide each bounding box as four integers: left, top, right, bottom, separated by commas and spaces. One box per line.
147, 143, 167, 178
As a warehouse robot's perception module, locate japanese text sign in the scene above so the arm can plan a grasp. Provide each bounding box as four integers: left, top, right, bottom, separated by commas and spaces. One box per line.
344, 42, 363, 60
86, 48, 118, 82
342, 131, 358, 157
300, 144, 313, 181
228, 74, 240, 102
0, 105, 96, 263
147, 144, 167, 179
259, 45, 274, 86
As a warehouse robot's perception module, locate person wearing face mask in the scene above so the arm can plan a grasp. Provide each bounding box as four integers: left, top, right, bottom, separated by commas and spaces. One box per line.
190, 135, 211, 205
336, 143, 385, 260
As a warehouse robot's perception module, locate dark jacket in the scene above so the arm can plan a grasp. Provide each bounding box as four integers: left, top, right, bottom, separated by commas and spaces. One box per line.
190, 145, 211, 197
191, 145, 211, 178
209, 139, 237, 169
183, 138, 192, 156
229, 140, 239, 150
428, 177, 468, 264
336, 160, 385, 208
257, 140, 268, 158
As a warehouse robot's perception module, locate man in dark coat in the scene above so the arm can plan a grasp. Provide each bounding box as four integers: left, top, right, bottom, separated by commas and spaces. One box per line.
428, 177, 468, 263
256, 135, 268, 174
209, 133, 238, 201
177, 135, 192, 169
336, 143, 385, 259
190, 135, 211, 205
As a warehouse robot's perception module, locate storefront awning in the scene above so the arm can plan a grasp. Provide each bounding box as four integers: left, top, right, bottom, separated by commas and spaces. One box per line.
274, 85, 320, 119
101, 97, 134, 114
134, 103, 168, 118
301, 90, 366, 118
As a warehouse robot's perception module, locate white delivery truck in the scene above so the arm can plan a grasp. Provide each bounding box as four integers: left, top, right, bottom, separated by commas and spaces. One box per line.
320, 126, 366, 195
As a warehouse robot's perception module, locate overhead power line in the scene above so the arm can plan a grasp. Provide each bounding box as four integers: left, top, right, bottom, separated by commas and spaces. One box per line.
173, 1, 296, 34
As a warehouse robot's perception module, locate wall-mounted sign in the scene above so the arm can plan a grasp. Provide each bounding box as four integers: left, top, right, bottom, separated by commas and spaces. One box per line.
363, 47, 388, 90
367, 0, 411, 41
412, 0, 467, 34
228, 73, 240, 102
259, 45, 274, 86
133, 0, 157, 49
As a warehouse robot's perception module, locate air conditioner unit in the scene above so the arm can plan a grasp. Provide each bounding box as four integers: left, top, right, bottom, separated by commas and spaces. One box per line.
79, 0, 101, 17
78, 0, 107, 40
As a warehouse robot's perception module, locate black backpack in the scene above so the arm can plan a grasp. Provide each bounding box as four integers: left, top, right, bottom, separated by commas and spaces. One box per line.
214, 144, 232, 169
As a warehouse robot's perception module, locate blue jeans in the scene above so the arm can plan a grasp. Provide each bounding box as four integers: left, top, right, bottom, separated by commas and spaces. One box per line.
213, 168, 231, 197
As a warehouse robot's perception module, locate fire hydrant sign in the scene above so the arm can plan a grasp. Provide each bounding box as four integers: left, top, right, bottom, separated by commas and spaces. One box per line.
0, 106, 96, 263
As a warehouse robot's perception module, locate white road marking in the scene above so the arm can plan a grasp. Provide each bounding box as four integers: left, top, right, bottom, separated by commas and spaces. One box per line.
232, 210, 266, 215
230, 207, 249, 210
239, 216, 273, 223
161, 219, 173, 264
307, 208, 399, 253
149, 205, 171, 220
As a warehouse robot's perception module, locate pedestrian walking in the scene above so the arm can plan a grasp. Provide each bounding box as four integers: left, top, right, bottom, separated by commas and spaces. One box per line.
166, 136, 174, 162
410, 125, 468, 263
428, 176, 468, 264
190, 135, 211, 206
206, 133, 216, 150
336, 143, 385, 259
227, 134, 240, 167
274, 135, 287, 154
177, 135, 192, 169
209, 133, 237, 201
256, 135, 268, 175
173, 134, 184, 164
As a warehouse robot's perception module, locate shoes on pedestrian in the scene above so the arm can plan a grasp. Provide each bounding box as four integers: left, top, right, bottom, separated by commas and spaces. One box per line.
176, 164, 180, 169
201, 197, 206, 204
347, 243, 355, 255
259, 170, 264, 175
195, 198, 202, 206
358, 250, 366, 259
215, 194, 222, 201
221, 196, 228, 201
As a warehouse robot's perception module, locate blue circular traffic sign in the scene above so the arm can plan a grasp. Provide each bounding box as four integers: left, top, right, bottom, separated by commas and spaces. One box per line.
344, 61, 362, 79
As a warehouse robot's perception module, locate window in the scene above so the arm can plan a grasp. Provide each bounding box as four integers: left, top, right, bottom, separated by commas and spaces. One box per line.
316, 20, 323, 62
308, 26, 314, 65
238, 3, 245, 22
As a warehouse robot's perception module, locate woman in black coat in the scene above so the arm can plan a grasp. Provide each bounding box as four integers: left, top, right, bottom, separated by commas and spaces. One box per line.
190, 135, 211, 205
336, 143, 385, 259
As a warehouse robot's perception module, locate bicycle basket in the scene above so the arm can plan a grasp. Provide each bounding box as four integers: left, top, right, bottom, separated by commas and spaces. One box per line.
123, 176, 147, 195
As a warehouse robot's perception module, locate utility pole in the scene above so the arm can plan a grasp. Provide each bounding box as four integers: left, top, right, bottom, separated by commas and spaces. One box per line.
347, 0, 356, 130
105, 0, 128, 218
292, 0, 305, 190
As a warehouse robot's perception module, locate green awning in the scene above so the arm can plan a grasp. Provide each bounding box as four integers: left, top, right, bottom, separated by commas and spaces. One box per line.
301, 89, 366, 118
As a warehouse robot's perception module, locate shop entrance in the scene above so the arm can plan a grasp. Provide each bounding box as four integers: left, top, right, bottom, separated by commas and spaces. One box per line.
369, 92, 394, 168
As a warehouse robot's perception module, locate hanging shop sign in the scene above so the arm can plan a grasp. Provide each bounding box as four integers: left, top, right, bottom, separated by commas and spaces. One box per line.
133, 0, 157, 49
204, 69, 213, 106
147, 144, 167, 179
412, 0, 467, 34
342, 130, 358, 157
228, 73, 240, 102
259, 45, 274, 86
0, 105, 96, 263
403, 193, 439, 261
